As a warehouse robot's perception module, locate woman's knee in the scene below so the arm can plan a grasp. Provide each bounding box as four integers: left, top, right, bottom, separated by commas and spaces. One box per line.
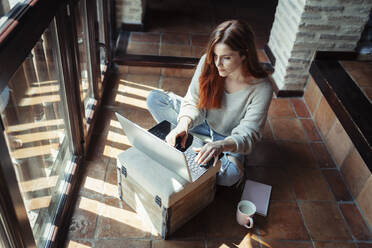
216, 158, 242, 187
146, 90, 167, 111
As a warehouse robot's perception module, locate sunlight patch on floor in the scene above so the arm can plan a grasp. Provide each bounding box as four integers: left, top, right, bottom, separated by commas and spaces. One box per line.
65, 240, 91, 248
82, 177, 104, 194
114, 94, 148, 109
103, 145, 130, 159
78, 197, 148, 231
107, 130, 130, 145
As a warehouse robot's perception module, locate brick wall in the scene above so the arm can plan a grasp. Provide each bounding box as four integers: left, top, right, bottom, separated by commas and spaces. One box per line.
304, 76, 372, 227
269, 0, 372, 91
116, 0, 147, 26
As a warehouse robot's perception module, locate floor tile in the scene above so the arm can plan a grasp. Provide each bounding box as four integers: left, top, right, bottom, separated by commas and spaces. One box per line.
301, 119, 322, 141
162, 33, 190, 45
207, 234, 261, 248
95, 197, 151, 238
314, 242, 357, 248
291, 98, 311, 118
362, 87, 372, 101
169, 210, 207, 239
245, 167, 295, 200
289, 167, 334, 201
118, 65, 129, 75
342, 61, 372, 88
357, 243, 372, 248
94, 239, 150, 248
191, 45, 206, 58
309, 142, 336, 168
262, 120, 274, 140
278, 141, 318, 168
271, 118, 307, 142
92, 110, 116, 136
103, 160, 119, 198
356, 177, 372, 229
191, 34, 209, 47
256, 201, 309, 240
126, 42, 159, 56
268, 98, 296, 118
245, 141, 282, 166
322, 170, 353, 202
161, 77, 190, 96
340, 203, 372, 241
125, 74, 161, 88
153, 240, 205, 248
130, 32, 160, 43
341, 148, 371, 198
205, 186, 254, 239
161, 67, 195, 78
67, 196, 99, 240
259, 240, 313, 248
299, 201, 352, 241
128, 66, 162, 75
78, 159, 109, 199
85, 132, 111, 161
246, 141, 317, 167
64, 240, 94, 248
160, 44, 192, 57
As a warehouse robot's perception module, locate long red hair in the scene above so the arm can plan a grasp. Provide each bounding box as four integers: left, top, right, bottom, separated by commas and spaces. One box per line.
197, 20, 268, 109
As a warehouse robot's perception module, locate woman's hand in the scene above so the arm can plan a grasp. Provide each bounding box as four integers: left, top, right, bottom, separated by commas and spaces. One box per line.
193, 141, 224, 165
165, 116, 191, 148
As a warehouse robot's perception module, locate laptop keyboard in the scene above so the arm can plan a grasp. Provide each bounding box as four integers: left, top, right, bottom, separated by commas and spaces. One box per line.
150, 129, 168, 140
149, 126, 209, 181
183, 148, 208, 181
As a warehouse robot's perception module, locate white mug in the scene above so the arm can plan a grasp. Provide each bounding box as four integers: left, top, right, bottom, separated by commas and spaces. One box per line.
236, 200, 256, 229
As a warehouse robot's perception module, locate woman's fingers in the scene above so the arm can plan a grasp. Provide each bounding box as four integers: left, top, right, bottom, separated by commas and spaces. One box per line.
194, 146, 215, 165
181, 133, 188, 148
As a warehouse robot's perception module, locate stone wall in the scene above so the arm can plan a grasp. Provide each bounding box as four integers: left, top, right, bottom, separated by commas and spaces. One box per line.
268, 0, 372, 92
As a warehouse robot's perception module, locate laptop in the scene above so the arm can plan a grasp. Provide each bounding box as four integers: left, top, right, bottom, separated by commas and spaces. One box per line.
115, 112, 220, 182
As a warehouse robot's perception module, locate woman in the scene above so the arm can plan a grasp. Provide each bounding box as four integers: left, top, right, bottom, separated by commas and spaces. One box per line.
147, 20, 273, 186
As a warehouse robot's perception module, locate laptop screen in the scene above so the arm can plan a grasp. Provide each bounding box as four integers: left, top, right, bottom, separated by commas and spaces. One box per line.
115, 113, 192, 182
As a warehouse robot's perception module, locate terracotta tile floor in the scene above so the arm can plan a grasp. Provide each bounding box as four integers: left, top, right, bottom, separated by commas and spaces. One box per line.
124, 0, 277, 58
64, 58, 372, 247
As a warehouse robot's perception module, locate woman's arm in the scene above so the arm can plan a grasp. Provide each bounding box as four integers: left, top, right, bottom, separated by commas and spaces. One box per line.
227, 82, 273, 154
177, 55, 207, 129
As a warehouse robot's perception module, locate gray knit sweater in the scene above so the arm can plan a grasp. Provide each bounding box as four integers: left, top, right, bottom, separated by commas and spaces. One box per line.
178, 55, 273, 154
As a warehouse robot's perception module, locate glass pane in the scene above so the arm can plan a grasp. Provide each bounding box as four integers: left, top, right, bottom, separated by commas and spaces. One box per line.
97, 0, 107, 90
0, 19, 73, 244
0, 0, 28, 29
0, 213, 12, 248
75, 0, 95, 117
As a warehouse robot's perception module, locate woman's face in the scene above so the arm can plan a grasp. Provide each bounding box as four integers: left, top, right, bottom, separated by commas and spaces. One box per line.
213, 42, 245, 78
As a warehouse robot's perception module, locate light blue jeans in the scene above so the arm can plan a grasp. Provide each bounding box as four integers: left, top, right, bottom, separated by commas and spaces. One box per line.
146, 90, 244, 186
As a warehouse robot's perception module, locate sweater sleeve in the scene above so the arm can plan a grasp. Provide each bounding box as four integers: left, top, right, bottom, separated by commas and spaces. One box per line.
225, 82, 273, 154
177, 54, 207, 128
